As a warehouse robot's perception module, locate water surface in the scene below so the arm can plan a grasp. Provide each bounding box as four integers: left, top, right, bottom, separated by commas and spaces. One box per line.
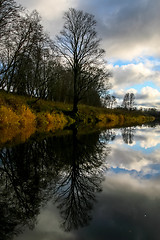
1, 124, 160, 240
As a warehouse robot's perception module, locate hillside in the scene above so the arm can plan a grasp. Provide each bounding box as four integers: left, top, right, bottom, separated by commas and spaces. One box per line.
0, 90, 155, 145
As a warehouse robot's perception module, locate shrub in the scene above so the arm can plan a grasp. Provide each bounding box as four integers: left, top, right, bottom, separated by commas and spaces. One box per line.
0, 106, 19, 127
19, 105, 36, 128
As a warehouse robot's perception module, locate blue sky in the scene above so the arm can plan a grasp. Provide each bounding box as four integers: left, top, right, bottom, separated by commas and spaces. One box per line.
17, 0, 160, 108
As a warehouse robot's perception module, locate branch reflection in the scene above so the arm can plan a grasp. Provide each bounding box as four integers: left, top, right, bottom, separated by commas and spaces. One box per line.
0, 127, 113, 238
54, 127, 110, 231
121, 127, 135, 144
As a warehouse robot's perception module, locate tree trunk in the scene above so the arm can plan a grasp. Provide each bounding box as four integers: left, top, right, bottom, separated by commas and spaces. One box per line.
73, 95, 78, 113
73, 67, 78, 113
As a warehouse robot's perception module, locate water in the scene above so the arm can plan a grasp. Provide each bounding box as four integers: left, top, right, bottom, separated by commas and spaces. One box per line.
1, 124, 160, 240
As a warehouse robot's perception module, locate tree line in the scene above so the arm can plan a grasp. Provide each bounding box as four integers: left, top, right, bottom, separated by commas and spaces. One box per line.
0, 0, 111, 112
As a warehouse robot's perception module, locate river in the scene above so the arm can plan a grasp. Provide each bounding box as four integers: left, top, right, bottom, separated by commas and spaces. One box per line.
1, 124, 160, 240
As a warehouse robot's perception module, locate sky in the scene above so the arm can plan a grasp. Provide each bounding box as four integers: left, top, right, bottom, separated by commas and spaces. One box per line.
16, 0, 160, 109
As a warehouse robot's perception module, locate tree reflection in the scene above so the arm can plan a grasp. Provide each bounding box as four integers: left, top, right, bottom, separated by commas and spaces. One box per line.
54, 127, 110, 231
0, 136, 60, 239
121, 127, 135, 144
0, 128, 112, 238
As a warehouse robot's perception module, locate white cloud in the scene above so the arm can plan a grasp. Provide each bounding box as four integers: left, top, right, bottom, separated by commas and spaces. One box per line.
141, 86, 160, 97
109, 58, 160, 108
135, 128, 160, 149
108, 147, 149, 173
134, 86, 160, 108
110, 61, 160, 90
140, 138, 160, 149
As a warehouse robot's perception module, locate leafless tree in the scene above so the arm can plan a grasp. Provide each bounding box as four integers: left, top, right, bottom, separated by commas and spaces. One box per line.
122, 92, 135, 110
56, 8, 110, 113
0, 0, 22, 38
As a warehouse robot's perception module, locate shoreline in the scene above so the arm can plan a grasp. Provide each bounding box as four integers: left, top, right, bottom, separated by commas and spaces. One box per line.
0, 91, 155, 145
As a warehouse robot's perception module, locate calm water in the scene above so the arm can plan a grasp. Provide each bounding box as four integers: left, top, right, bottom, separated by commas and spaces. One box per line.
1, 124, 160, 240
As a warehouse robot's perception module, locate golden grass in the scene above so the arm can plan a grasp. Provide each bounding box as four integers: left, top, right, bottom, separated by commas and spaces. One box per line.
0, 90, 155, 145
36, 112, 71, 132
96, 112, 155, 128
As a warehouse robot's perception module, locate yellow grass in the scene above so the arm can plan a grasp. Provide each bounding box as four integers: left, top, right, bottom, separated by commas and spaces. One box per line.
0, 90, 155, 145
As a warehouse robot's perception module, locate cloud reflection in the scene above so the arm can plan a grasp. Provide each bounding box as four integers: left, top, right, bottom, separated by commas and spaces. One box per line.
13, 124, 160, 240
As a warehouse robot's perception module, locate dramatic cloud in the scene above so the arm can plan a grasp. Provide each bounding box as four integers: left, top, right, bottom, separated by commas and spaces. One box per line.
16, 0, 160, 108
16, 0, 160, 59
85, 0, 160, 60
136, 87, 160, 108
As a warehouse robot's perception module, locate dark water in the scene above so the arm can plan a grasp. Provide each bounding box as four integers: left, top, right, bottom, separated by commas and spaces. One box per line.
1, 125, 160, 240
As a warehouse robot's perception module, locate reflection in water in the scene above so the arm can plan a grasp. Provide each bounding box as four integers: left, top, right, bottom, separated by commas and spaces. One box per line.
2, 124, 160, 240
53, 128, 109, 231
121, 127, 135, 144
0, 127, 112, 239
0, 141, 55, 239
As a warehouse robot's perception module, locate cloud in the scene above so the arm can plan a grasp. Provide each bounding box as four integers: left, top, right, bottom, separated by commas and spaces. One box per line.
106, 125, 160, 175
16, 0, 160, 60
141, 86, 160, 97
110, 60, 160, 90
76, 0, 160, 60
109, 59, 160, 108
113, 86, 160, 108
136, 127, 160, 149
17, 0, 77, 36
135, 86, 160, 108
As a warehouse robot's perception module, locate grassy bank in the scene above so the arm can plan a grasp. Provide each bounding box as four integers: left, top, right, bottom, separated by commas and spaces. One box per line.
0, 90, 155, 145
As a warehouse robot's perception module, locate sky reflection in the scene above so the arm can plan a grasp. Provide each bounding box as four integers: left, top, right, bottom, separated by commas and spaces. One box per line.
107, 125, 160, 180
14, 125, 160, 240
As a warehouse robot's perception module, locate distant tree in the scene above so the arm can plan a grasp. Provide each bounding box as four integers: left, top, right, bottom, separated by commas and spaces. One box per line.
104, 94, 117, 108
121, 127, 135, 144
122, 92, 135, 110
110, 95, 117, 108
56, 8, 110, 113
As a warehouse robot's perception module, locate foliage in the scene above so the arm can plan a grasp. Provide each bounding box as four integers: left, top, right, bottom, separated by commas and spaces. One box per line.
0, 106, 19, 126
0, 90, 156, 145
19, 105, 36, 128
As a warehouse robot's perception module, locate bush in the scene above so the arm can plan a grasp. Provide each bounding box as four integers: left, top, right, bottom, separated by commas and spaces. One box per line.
0, 106, 19, 127
19, 105, 36, 128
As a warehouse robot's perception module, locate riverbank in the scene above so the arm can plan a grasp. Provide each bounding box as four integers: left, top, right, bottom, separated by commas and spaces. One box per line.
0, 90, 155, 145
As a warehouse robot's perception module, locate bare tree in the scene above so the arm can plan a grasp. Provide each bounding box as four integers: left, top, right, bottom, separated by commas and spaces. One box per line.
0, 8, 56, 95
56, 8, 110, 113
0, 0, 22, 38
104, 94, 117, 108
122, 92, 135, 110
